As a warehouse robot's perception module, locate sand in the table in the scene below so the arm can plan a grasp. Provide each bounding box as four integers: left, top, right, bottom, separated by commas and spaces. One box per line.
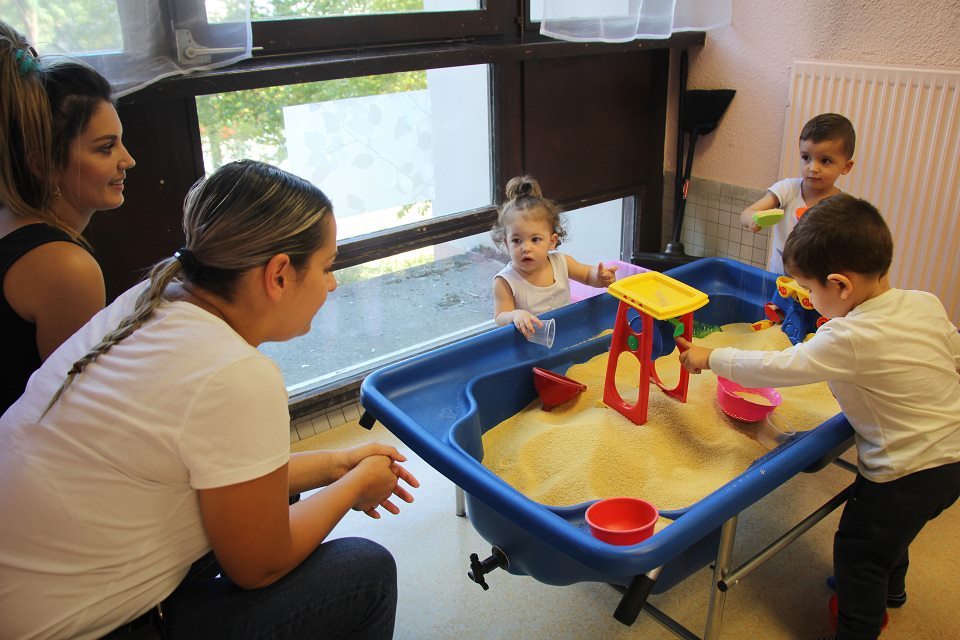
481, 323, 841, 512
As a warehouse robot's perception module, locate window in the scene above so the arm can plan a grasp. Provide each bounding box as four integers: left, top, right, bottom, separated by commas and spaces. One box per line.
197, 64, 493, 395
257, 198, 628, 396
562, 199, 627, 266
261, 230, 503, 394
198, 65, 491, 241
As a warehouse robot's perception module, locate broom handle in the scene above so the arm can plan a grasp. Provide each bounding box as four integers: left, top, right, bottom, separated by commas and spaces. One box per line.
673, 130, 699, 244
674, 50, 688, 211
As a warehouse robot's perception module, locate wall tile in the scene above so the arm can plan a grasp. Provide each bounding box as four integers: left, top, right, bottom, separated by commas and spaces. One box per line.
660, 176, 771, 271
295, 418, 317, 441
343, 402, 361, 422
327, 407, 347, 428
312, 412, 331, 434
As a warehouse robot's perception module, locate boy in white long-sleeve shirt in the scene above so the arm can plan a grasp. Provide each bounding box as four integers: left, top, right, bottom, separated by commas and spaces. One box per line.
679, 193, 960, 640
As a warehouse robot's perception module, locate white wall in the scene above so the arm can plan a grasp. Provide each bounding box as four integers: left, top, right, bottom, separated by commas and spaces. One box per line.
664, 0, 960, 189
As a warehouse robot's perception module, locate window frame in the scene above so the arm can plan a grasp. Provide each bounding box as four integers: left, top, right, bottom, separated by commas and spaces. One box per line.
251, 1, 517, 55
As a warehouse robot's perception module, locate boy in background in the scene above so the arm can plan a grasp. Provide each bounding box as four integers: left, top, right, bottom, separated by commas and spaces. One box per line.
741, 113, 856, 274
681, 194, 960, 640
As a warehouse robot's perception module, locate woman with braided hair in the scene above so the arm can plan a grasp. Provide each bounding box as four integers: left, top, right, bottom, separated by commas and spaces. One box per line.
0, 20, 136, 413
0, 160, 418, 639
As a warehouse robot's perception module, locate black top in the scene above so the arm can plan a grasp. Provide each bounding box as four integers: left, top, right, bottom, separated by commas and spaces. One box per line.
1, 223, 77, 414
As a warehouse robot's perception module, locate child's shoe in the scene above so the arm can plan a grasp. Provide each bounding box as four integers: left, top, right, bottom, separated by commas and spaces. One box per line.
826, 575, 907, 609
829, 594, 889, 632
885, 591, 907, 608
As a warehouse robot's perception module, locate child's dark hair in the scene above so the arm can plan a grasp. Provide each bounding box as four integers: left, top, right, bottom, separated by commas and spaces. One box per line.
800, 113, 856, 159
783, 193, 892, 284
490, 175, 567, 247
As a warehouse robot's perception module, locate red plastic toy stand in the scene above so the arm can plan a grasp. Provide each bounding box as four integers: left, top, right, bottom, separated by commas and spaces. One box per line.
601, 272, 708, 426
602, 304, 694, 425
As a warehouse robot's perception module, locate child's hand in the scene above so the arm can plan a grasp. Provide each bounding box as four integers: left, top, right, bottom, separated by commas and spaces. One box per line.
740, 209, 761, 233
676, 337, 713, 374
513, 310, 542, 338
595, 261, 618, 287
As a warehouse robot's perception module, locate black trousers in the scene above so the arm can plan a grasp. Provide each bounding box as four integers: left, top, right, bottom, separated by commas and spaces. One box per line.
834, 460, 960, 640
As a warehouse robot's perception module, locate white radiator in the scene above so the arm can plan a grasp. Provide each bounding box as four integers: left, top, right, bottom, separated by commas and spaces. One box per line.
779, 61, 960, 322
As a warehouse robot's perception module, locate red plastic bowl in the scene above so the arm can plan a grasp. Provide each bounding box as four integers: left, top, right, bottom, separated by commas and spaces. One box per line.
533, 367, 586, 411
716, 376, 782, 422
585, 497, 659, 545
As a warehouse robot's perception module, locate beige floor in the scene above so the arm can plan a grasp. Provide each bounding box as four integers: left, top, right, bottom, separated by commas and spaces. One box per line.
294, 421, 960, 640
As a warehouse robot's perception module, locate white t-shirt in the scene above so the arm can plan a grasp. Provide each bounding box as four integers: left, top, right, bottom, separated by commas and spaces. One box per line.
0, 283, 291, 640
766, 177, 811, 274
709, 288, 960, 482
495, 251, 571, 315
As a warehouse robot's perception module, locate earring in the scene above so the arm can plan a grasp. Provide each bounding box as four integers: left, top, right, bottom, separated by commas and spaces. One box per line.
53, 184, 62, 198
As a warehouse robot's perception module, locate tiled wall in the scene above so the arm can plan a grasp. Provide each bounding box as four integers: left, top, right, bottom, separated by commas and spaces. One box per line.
290, 400, 363, 444
661, 172, 771, 269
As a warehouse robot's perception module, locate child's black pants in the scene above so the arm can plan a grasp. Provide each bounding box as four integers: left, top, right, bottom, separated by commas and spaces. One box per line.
834, 460, 960, 640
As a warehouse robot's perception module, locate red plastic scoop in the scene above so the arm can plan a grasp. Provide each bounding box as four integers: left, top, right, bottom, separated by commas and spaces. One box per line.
532, 367, 587, 411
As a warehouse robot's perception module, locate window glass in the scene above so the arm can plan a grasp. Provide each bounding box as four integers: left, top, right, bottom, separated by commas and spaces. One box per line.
264, 231, 503, 394
529, 0, 544, 22
196, 64, 491, 242
4, 1, 122, 53
265, 199, 626, 394
561, 199, 624, 266
234, 0, 479, 22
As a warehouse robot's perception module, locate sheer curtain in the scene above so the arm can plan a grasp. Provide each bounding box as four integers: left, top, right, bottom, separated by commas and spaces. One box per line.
540, 0, 731, 43
10, 0, 252, 97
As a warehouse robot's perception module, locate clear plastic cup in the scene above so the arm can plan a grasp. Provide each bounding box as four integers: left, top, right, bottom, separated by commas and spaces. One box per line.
757, 412, 796, 449
527, 318, 556, 348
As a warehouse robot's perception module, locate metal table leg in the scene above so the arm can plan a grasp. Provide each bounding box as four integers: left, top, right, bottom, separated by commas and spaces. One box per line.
703, 516, 738, 640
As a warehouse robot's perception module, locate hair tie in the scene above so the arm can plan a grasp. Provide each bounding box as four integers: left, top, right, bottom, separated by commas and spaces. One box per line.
174, 248, 199, 277
13, 48, 39, 77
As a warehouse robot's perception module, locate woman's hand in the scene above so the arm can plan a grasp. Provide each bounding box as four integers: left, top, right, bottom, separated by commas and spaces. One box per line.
346, 455, 419, 519
337, 443, 407, 477
676, 337, 713, 374
512, 310, 542, 338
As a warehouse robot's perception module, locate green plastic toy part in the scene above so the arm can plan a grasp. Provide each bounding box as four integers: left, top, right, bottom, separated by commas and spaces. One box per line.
667, 318, 684, 337
668, 318, 721, 339
753, 208, 785, 229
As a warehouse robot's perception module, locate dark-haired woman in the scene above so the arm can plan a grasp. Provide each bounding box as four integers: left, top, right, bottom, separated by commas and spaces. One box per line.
0, 21, 135, 413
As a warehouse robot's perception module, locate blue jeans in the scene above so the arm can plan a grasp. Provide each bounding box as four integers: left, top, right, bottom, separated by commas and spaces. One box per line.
834, 461, 960, 640
160, 537, 397, 640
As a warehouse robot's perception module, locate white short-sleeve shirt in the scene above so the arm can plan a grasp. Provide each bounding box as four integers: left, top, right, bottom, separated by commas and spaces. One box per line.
0, 283, 291, 639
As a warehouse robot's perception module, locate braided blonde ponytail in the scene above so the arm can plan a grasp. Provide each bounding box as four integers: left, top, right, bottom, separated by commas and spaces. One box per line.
42, 259, 182, 415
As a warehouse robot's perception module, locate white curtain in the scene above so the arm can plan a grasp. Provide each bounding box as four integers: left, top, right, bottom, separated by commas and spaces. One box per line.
10, 0, 252, 97
540, 0, 731, 43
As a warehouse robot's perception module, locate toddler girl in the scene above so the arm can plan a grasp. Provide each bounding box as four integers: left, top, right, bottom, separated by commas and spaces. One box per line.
492, 175, 616, 337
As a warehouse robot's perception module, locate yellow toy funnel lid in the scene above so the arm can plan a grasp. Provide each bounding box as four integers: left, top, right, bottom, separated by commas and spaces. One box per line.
606, 272, 709, 320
